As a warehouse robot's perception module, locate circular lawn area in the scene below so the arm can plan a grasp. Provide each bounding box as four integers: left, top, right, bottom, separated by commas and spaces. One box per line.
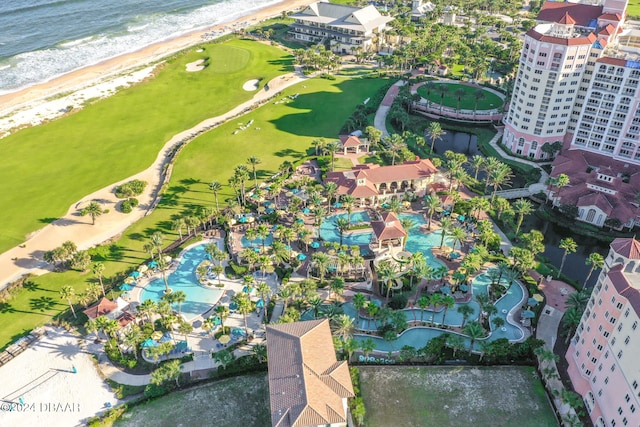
416, 82, 503, 110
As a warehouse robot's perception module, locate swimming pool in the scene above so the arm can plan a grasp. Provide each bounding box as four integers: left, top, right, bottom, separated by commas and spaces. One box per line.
241, 233, 274, 248
319, 211, 372, 246
398, 212, 451, 269
139, 243, 224, 321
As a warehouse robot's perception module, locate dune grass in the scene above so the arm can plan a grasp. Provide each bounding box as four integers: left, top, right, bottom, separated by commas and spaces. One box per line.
0, 75, 388, 349
416, 82, 504, 110
359, 366, 557, 427
0, 38, 292, 252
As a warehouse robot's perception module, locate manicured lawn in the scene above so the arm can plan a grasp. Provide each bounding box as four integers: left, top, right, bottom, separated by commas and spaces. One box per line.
629, 0, 640, 17
359, 366, 557, 427
416, 82, 504, 110
0, 76, 388, 349
115, 373, 270, 427
332, 157, 356, 171
0, 38, 292, 252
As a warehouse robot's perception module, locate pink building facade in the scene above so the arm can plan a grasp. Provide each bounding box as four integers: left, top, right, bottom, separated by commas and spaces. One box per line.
566, 237, 640, 427
503, 0, 625, 160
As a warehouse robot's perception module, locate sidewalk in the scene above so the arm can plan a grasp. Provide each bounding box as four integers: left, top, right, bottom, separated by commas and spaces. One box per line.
373, 80, 404, 137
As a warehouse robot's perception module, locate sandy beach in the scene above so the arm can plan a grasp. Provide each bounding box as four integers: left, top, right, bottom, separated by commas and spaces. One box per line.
0, 0, 315, 136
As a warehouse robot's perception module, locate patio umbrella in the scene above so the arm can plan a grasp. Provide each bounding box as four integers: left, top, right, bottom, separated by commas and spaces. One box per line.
528, 297, 539, 307
310, 242, 320, 249
148, 261, 158, 269
302, 208, 311, 214
266, 208, 275, 214
450, 252, 460, 259
159, 332, 172, 343
532, 293, 544, 302
256, 299, 265, 308
212, 316, 221, 325
295, 218, 304, 224
218, 335, 230, 345
238, 216, 248, 223
120, 283, 133, 291
292, 189, 300, 194
232, 328, 245, 336
151, 331, 163, 340
243, 285, 254, 294
297, 253, 307, 261
130, 271, 141, 279
138, 265, 148, 273
253, 247, 260, 253
333, 202, 342, 208
443, 210, 451, 215
381, 203, 390, 209
458, 215, 466, 221
459, 284, 469, 292
264, 201, 272, 206
441, 286, 452, 295
522, 310, 536, 318
229, 302, 238, 311
124, 277, 136, 284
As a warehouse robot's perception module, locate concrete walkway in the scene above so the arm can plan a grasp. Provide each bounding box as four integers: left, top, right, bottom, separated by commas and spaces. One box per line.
373, 80, 404, 137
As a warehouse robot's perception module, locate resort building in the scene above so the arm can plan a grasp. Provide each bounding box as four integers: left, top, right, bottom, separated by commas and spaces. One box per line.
548, 148, 640, 229
266, 319, 354, 427
566, 237, 640, 427
324, 158, 439, 207
502, 0, 625, 160
289, 1, 393, 54
410, 0, 435, 21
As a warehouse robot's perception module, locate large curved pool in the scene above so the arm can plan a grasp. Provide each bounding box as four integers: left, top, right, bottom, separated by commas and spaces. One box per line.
139, 242, 224, 321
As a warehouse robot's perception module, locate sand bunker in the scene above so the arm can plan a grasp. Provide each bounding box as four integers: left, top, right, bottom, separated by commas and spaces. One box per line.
243, 79, 259, 91
186, 59, 205, 72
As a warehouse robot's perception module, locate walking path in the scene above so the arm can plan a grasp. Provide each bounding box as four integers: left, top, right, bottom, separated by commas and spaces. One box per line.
373, 80, 404, 137
0, 68, 309, 290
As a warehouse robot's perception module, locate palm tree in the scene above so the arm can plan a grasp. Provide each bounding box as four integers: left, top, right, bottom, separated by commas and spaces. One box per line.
92, 262, 106, 297
473, 89, 486, 118
488, 163, 514, 202
59, 285, 77, 318
325, 140, 340, 172
565, 289, 590, 313
311, 252, 331, 282
429, 293, 443, 325
171, 218, 186, 240
436, 84, 448, 113
470, 155, 485, 181
330, 277, 345, 301
150, 232, 164, 259
215, 305, 230, 332
440, 295, 455, 325
256, 224, 270, 253
562, 308, 582, 344
439, 217, 454, 248
341, 195, 356, 223
377, 260, 397, 301
81, 201, 103, 225
416, 296, 430, 323
209, 181, 222, 212
172, 290, 187, 313
424, 195, 441, 230
558, 237, 577, 279
123, 325, 143, 360
359, 337, 376, 359
457, 304, 475, 328
463, 321, 485, 353
427, 121, 445, 153
331, 314, 355, 341
450, 227, 467, 252
335, 217, 350, 246
550, 173, 570, 203
383, 134, 406, 165
178, 321, 193, 342
584, 252, 604, 285
352, 293, 367, 329
513, 198, 534, 236
247, 156, 262, 190
157, 256, 171, 294
233, 292, 253, 336
454, 88, 466, 112
138, 299, 157, 326
324, 182, 338, 214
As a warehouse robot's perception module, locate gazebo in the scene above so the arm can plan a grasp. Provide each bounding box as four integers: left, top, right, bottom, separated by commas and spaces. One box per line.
371, 212, 408, 250
339, 135, 369, 154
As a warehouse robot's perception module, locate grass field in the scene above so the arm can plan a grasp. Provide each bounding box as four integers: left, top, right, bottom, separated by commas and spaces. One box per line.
629, 0, 640, 17
0, 75, 388, 349
0, 38, 292, 252
359, 366, 557, 427
115, 373, 270, 427
416, 82, 504, 110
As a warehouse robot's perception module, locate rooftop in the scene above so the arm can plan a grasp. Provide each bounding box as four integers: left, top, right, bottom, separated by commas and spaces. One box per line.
291, 2, 392, 33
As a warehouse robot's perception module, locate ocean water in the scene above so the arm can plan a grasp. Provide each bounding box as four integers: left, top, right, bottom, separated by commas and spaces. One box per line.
0, 0, 281, 95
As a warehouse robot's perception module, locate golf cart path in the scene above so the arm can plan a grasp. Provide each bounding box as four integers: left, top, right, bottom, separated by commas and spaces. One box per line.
0, 69, 308, 289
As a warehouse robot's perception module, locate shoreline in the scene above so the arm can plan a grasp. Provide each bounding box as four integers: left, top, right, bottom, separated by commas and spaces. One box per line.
0, 0, 314, 134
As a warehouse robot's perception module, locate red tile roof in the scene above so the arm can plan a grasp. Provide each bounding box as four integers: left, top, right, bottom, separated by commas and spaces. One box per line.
599, 24, 614, 35
83, 297, 118, 320
117, 312, 136, 328
607, 265, 640, 316
611, 238, 640, 260
325, 159, 438, 198
596, 56, 627, 66
266, 319, 354, 427
558, 12, 576, 25
599, 13, 622, 21
339, 135, 364, 148
371, 212, 408, 241
538, 2, 603, 26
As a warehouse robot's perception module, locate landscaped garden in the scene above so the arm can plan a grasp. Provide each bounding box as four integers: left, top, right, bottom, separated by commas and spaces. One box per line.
416, 82, 504, 111
358, 366, 557, 427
